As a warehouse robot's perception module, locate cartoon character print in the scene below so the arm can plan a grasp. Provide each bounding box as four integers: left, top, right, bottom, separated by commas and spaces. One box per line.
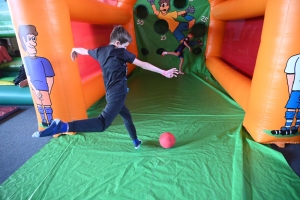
18, 25, 55, 127
271, 54, 300, 135
147, 0, 195, 42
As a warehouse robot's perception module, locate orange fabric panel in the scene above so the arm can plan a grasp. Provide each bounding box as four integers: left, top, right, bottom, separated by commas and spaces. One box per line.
206, 57, 251, 111
243, 0, 300, 143
212, 0, 267, 20
82, 73, 106, 109
104, 0, 117, 6
205, 19, 226, 58
206, 0, 226, 58
8, 0, 87, 130
65, 0, 131, 24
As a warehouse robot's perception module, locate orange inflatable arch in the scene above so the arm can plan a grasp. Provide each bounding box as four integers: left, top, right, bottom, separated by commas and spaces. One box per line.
207, 0, 300, 147
7, 0, 300, 147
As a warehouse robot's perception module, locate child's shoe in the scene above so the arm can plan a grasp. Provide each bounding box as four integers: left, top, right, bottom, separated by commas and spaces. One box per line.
32, 119, 68, 137
133, 139, 142, 149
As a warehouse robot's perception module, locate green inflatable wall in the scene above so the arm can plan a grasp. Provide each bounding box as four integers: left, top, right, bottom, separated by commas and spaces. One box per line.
0, 0, 15, 37
133, 0, 211, 76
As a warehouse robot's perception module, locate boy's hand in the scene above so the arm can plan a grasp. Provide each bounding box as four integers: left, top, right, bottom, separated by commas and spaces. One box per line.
70, 50, 78, 61
163, 68, 179, 78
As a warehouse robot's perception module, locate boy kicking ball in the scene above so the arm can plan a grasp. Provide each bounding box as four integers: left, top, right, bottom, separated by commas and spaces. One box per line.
32, 25, 178, 149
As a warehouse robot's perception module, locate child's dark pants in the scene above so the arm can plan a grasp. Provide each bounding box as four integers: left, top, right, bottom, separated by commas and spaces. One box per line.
68, 90, 137, 140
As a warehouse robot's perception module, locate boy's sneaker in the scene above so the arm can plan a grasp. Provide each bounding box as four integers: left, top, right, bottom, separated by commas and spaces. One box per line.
133, 139, 142, 149
32, 119, 68, 137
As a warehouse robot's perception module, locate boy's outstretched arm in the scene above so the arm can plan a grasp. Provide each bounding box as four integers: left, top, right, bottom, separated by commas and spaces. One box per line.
132, 58, 178, 78
70, 48, 89, 61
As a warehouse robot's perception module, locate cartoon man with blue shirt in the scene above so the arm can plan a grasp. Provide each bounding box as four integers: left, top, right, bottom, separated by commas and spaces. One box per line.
18, 25, 55, 127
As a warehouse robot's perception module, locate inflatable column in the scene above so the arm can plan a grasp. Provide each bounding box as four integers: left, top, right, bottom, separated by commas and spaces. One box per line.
7, 0, 87, 131
243, 0, 300, 146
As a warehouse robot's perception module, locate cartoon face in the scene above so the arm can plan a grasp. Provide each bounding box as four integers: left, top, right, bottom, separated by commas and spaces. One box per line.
160, 2, 169, 15
23, 34, 37, 56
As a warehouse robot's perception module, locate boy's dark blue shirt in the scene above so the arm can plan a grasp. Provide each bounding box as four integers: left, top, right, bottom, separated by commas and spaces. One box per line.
88, 45, 136, 94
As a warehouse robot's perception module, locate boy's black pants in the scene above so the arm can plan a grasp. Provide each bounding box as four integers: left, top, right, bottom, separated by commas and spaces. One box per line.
68, 91, 137, 140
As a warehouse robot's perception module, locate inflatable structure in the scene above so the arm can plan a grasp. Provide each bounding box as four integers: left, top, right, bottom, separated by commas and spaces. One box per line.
7, 0, 138, 128
5, 0, 300, 147
206, 0, 300, 147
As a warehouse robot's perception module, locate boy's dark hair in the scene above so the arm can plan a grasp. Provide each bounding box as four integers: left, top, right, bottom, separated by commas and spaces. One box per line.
110, 25, 132, 44
18, 25, 38, 51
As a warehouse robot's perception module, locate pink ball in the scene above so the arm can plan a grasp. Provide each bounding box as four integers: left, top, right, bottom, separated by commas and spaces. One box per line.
159, 132, 176, 148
